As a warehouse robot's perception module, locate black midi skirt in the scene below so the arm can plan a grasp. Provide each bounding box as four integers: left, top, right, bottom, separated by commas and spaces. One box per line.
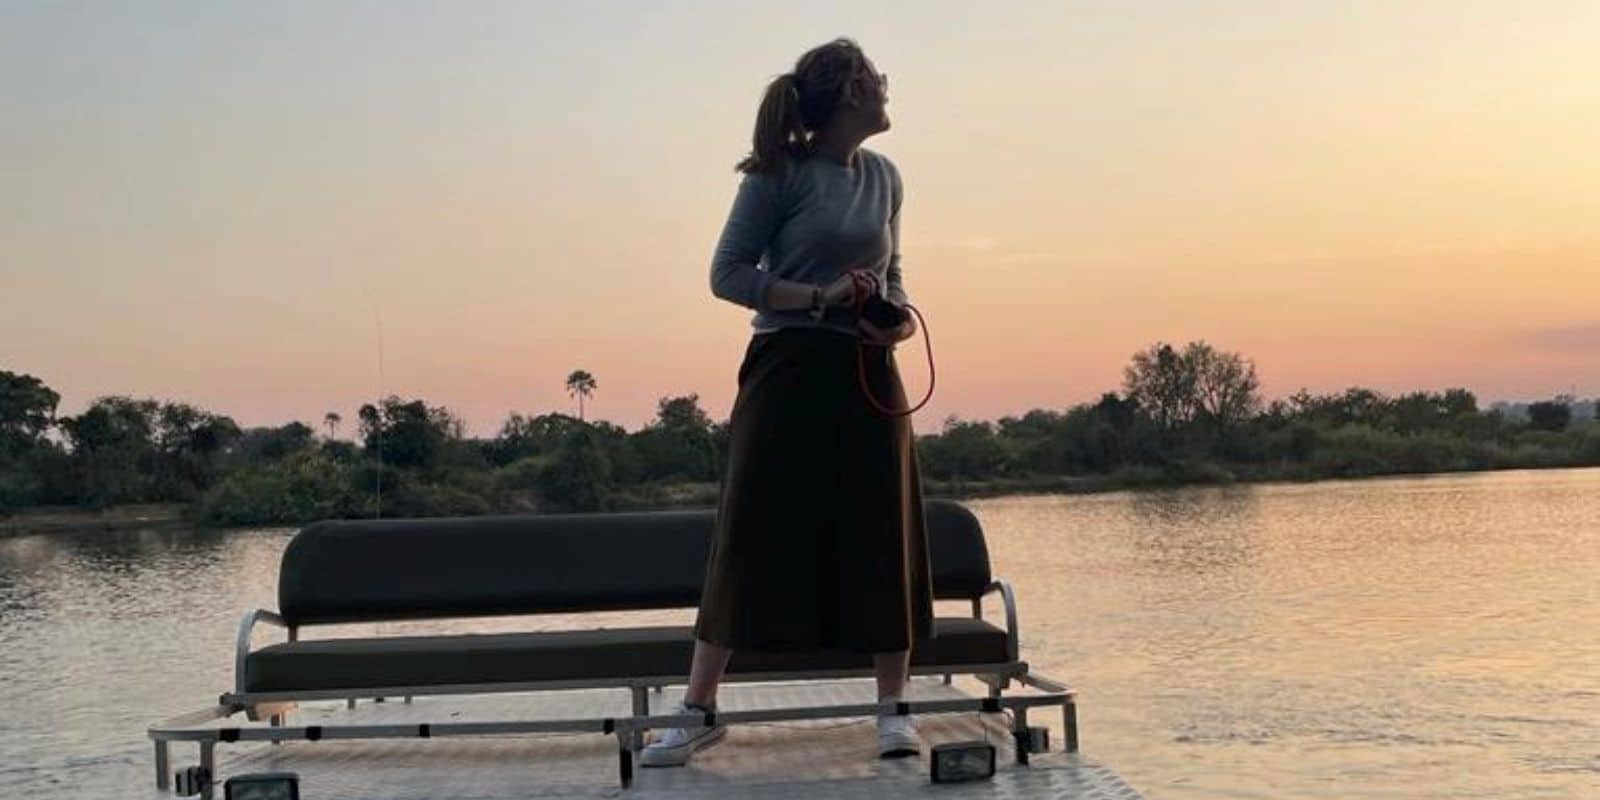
692, 326, 935, 654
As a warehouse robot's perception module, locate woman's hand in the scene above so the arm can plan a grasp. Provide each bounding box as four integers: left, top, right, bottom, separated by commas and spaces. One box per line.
858, 305, 916, 346
820, 269, 879, 309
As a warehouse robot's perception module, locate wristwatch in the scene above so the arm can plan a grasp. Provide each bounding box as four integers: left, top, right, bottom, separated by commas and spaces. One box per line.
807, 284, 826, 321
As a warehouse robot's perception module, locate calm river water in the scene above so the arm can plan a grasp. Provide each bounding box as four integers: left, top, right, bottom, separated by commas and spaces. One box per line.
2, 468, 1596, 798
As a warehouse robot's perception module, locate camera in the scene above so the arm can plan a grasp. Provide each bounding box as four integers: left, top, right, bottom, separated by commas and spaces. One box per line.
860, 294, 908, 328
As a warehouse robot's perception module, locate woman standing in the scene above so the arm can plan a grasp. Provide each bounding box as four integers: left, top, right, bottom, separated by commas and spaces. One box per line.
641, 38, 933, 768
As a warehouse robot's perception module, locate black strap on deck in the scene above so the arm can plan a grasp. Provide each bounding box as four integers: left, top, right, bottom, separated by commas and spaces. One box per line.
417, 724, 431, 738
305, 725, 323, 741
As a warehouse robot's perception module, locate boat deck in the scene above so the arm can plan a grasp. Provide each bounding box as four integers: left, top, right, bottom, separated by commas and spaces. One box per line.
148, 676, 1144, 799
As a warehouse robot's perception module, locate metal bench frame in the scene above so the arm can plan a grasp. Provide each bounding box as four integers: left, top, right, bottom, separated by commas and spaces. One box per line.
151, 580, 1080, 796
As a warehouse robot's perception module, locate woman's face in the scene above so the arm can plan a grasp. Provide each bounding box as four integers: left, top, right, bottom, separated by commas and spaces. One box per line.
846, 57, 891, 134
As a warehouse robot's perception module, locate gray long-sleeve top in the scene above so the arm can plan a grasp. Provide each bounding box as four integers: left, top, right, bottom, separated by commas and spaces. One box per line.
709, 148, 906, 336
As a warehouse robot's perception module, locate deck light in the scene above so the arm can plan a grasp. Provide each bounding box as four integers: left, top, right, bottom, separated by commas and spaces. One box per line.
930, 740, 995, 783
224, 772, 300, 800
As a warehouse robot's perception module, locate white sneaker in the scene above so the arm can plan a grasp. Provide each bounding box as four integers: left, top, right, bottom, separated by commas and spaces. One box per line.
877, 696, 922, 758
640, 700, 726, 767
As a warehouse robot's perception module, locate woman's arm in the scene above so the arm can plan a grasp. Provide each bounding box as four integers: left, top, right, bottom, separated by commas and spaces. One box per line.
857, 162, 917, 345
884, 163, 908, 307
709, 172, 826, 313
709, 172, 779, 312
765, 277, 831, 311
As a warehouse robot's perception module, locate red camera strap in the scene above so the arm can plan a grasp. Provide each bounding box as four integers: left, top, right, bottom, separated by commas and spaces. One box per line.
845, 271, 935, 418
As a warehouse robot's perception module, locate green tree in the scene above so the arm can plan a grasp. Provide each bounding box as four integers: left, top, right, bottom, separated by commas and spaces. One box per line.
228, 422, 316, 465
997, 409, 1069, 475
0, 370, 60, 453
1188, 341, 1260, 432
920, 416, 1007, 480
587, 420, 641, 484
1527, 400, 1572, 432
152, 402, 240, 499
0, 371, 63, 510
196, 447, 362, 525
536, 427, 614, 512
1441, 388, 1478, 417
489, 411, 587, 466
1124, 340, 1259, 454
566, 370, 597, 421
655, 394, 713, 431
58, 396, 160, 507
1122, 342, 1196, 433
1385, 391, 1447, 434
358, 396, 463, 469
630, 394, 717, 481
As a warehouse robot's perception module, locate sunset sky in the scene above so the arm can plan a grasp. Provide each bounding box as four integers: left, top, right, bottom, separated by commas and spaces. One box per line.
4, 2, 1597, 435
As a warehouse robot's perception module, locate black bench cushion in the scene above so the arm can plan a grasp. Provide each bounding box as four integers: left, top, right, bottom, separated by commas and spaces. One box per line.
243, 617, 1009, 693
279, 499, 991, 625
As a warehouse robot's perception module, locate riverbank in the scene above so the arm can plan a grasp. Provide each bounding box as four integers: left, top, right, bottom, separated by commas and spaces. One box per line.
0, 503, 191, 536
7, 462, 1595, 536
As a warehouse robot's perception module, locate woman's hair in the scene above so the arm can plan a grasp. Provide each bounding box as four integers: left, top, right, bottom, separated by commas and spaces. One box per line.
737, 38, 873, 174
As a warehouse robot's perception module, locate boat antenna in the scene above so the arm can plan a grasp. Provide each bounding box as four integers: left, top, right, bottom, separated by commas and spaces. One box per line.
363, 280, 386, 521
375, 309, 384, 520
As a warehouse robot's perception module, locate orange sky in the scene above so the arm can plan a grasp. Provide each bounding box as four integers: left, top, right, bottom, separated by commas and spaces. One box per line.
3, 2, 1597, 434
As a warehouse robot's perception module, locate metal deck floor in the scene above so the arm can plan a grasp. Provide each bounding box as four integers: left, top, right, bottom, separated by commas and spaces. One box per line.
152, 677, 1144, 799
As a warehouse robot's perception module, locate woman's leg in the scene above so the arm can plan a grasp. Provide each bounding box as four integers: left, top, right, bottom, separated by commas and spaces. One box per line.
641, 638, 733, 766
684, 638, 733, 707
873, 649, 922, 758
873, 649, 911, 699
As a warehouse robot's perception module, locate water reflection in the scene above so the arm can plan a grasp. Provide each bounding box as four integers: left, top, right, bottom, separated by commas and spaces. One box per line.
968, 469, 1600, 799
0, 468, 1596, 799
1125, 486, 1261, 575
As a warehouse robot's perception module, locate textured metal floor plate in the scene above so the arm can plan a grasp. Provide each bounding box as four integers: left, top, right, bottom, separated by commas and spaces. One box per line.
152, 678, 1144, 799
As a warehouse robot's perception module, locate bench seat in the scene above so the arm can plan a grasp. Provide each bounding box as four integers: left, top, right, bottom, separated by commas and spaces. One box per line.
243, 617, 1010, 694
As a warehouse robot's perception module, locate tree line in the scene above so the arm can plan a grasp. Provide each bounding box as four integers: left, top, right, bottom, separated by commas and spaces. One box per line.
2, 343, 1596, 524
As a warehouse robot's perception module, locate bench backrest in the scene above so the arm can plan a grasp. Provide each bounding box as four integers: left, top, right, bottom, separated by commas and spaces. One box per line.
278, 499, 992, 626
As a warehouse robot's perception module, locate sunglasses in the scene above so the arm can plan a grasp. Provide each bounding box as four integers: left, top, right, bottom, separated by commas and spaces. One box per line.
853, 70, 888, 96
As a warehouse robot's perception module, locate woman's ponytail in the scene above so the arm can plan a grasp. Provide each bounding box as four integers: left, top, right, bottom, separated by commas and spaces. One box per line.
735, 39, 869, 173
737, 73, 809, 174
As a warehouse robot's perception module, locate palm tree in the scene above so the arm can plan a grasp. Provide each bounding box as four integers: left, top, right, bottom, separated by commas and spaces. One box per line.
323, 411, 342, 440
565, 370, 597, 421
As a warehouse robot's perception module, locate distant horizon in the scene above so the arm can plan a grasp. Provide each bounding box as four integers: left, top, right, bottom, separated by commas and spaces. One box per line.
16, 362, 1594, 438
6, 2, 1597, 436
